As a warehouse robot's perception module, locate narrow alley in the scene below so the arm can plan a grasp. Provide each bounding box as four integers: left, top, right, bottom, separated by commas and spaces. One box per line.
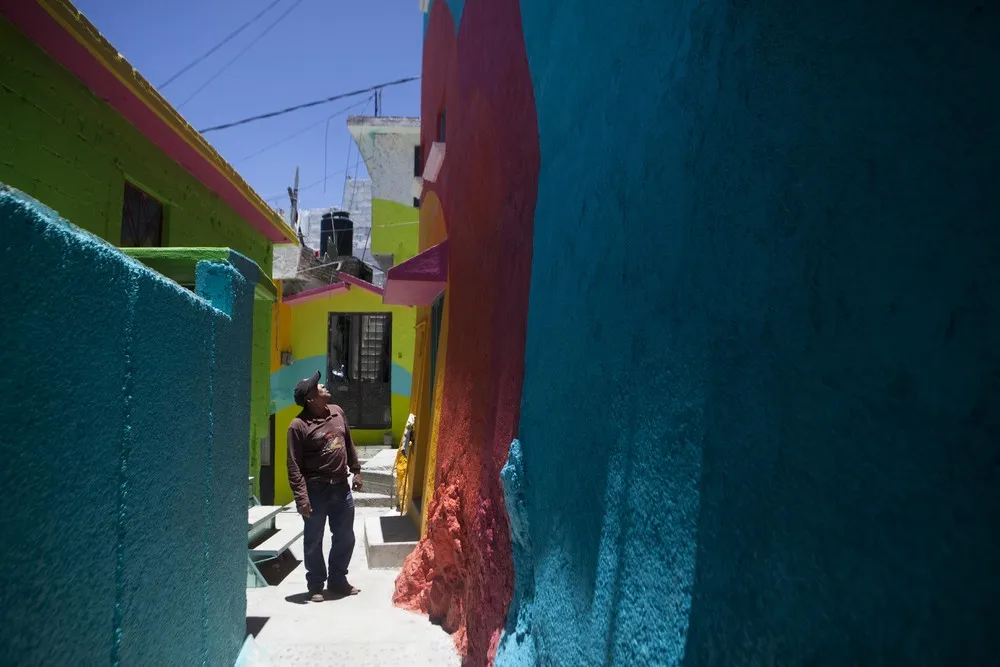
245, 505, 458, 666
2, 0, 999, 666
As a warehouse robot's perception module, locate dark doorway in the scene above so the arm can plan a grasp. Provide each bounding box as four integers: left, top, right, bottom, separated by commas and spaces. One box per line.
259, 415, 276, 506
327, 312, 393, 429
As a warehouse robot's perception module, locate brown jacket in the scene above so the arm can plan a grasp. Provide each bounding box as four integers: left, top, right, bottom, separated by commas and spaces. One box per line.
286, 405, 360, 509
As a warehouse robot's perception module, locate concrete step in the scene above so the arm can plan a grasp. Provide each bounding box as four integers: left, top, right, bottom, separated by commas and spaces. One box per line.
356, 444, 391, 460
248, 505, 282, 531
364, 514, 419, 569
360, 476, 393, 496
250, 526, 303, 559
353, 490, 394, 508
361, 449, 397, 496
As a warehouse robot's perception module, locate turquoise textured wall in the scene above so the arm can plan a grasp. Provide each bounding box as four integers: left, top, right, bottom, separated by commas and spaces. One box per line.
0, 185, 252, 666
502, 1, 1000, 665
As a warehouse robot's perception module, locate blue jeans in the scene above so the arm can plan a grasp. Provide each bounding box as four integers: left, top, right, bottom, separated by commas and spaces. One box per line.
302, 480, 356, 592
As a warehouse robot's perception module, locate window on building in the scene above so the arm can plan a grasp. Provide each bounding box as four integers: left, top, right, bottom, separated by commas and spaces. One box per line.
437, 109, 446, 142
414, 144, 423, 177
120, 182, 164, 247
413, 197, 421, 208
327, 312, 393, 430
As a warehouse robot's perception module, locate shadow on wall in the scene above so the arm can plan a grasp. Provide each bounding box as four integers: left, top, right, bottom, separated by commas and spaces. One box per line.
501, 0, 1000, 665
392, 0, 540, 665
0, 186, 253, 666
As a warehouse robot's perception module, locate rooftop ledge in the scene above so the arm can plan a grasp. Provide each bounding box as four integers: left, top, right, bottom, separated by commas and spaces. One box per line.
122, 247, 277, 301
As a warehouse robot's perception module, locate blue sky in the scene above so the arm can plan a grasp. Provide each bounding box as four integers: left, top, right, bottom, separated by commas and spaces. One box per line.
74, 0, 423, 211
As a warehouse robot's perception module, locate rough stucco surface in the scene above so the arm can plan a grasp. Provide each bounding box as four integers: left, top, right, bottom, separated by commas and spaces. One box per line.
0, 187, 253, 666
499, 1, 1000, 665
350, 121, 421, 207
392, 1, 539, 665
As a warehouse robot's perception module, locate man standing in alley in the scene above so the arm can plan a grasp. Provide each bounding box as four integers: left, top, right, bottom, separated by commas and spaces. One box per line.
287, 370, 363, 602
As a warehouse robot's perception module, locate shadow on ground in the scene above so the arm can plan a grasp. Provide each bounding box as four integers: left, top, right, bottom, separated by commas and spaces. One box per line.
259, 552, 300, 587
246, 617, 269, 639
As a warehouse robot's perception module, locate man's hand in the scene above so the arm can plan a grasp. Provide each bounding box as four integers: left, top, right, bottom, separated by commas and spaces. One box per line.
297, 504, 312, 518
352, 473, 363, 492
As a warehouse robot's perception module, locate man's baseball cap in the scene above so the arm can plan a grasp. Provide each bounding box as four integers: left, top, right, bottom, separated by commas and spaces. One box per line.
293, 371, 321, 407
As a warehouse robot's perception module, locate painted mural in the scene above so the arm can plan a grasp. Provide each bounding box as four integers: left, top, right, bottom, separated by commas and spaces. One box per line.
392, 0, 539, 664
401, 0, 1000, 666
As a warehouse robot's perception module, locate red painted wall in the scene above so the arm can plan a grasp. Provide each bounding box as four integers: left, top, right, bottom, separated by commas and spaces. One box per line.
392, 1, 540, 664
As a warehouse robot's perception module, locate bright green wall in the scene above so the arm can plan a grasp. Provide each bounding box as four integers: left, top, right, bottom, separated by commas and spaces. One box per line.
371, 198, 419, 262
249, 300, 271, 497
0, 16, 271, 274
0, 16, 279, 495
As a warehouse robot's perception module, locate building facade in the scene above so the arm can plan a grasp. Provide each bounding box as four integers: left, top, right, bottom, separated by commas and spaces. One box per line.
268, 117, 421, 506
395, 1, 1000, 666
0, 0, 298, 497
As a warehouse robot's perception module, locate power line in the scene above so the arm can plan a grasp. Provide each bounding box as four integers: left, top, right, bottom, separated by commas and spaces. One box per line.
178, 0, 305, 109
237, 95, 373, 163
158, 0, 285, 89
325, 95, 375, 191
198, 76, 420, 134
262, 167, 350, 201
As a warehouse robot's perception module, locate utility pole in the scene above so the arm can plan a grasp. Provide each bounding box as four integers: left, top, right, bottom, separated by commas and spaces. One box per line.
288, 166, 302, 244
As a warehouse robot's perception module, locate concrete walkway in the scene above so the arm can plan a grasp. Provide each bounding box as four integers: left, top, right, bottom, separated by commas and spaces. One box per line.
246, 506, 457, 666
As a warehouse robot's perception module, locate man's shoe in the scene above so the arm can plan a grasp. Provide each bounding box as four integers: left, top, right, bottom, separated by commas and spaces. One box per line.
309, 592, 325, 603
328, 582, 360, 598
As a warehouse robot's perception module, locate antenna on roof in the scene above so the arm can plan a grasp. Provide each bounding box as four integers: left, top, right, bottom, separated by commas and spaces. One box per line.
288, 166, 302, 244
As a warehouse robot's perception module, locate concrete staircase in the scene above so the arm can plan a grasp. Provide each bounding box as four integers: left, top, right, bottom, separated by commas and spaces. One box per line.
247, 503, 302, 588
344, 447, 395, 509
359, 448, 396, 496
355, 449, 420, 568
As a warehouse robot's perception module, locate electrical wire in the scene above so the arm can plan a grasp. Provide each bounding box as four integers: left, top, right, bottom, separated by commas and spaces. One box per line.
178, 0, 305, 109
324, 95, 375, 192
262, 167, 350, 201
158, 0, 285, 89
237, 95, 372, 163
198, 76, 420, 133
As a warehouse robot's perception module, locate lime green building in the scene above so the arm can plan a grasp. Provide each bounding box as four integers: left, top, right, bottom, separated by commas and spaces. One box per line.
0, 2, 298, 498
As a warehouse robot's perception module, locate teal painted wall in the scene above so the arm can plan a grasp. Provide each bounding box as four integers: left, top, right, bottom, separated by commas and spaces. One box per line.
499, 1, 1000, 665
0, 186, 252, 665
0, 16, 271, 274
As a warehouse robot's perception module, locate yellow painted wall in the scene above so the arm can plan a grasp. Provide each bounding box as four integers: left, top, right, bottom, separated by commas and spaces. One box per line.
401, 190, 451, 533
402, 313, 430, 515
270, 284, 291, 374
270, 285, 415, 506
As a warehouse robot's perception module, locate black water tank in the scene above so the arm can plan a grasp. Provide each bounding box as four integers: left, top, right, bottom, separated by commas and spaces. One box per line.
319, 213, 333, 258
332, 210, 353, 257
